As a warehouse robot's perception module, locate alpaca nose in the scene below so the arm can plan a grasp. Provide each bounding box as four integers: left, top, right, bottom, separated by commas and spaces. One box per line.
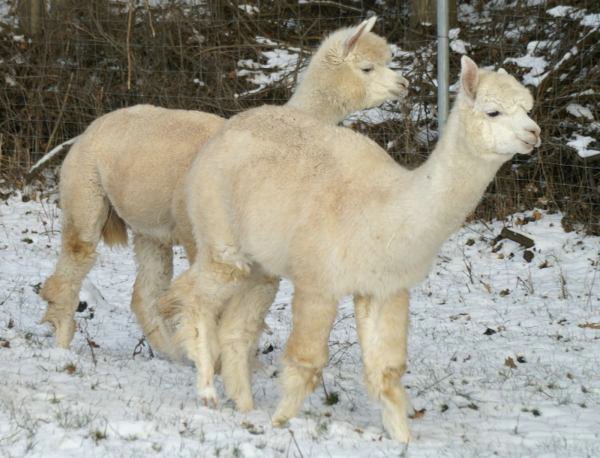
528, 125, 541, 137
398, 76, 409, 89
528, 124, 541, 146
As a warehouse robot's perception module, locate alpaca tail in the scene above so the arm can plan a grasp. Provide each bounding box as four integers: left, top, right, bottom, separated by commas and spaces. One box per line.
101, 205, 128, 247
27, 136, 81, 178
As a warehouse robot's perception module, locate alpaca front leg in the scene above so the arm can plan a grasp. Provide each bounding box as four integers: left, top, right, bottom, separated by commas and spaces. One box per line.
355, 291, 411, 442
219, 275, 278, 412
272, 289, 337, 426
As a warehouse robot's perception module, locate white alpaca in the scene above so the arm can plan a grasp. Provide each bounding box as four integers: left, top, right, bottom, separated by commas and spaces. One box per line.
40, 18, 407, 359
161, 56, 541, 441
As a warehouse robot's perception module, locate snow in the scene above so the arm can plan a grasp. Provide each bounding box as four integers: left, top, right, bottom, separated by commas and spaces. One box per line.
344, 102, 404, 125
546, 6, 582, 19
1, 195, 599, 457
581, 13, 600, 29
504, 41, 556, 87
566, 104, 594, 121
238, 4, 259, 16
566, 134, 600, 159
236, 39, 301, 97
450, 39, 469, 55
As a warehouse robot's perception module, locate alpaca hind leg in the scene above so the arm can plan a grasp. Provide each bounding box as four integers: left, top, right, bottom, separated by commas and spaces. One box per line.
219, 275, 278, 412
41, 195, 108, 348
161, 260, 246, 406
272, 289, 337, 426
355, 291, 411, 442
131, 234, 173, 355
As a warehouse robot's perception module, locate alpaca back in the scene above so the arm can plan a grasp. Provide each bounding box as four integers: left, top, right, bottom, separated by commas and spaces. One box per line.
70, 105, 224, 243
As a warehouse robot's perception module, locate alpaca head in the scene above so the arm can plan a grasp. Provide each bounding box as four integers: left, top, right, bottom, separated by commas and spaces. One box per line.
293, 17, 409, 117
456, 56, 541, 159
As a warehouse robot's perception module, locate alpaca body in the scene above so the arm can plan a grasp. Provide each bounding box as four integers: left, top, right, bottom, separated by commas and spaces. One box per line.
42, 105, 224, 350
164, 58, 540, 441
71, 104, 220, 245
41, 18, 407, 365
188, 106, 503, 299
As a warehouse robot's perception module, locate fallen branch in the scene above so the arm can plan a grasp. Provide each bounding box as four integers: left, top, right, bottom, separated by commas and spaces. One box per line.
494, 227, 535, 249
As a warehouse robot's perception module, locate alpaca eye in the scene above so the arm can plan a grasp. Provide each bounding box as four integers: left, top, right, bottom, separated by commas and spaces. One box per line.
487, 111, 500, 117
362, 67, 374, 73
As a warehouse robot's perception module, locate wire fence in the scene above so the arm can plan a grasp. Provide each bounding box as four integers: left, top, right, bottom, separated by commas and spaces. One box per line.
0, 0, 598, 232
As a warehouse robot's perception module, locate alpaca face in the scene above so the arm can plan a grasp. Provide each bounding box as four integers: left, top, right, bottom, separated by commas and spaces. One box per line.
344, 32, 409, 110
313, 18, 409, 114
459, 56, 541, 158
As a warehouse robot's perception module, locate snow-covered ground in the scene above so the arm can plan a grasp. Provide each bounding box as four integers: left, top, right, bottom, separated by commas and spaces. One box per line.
1, 195, 599, 457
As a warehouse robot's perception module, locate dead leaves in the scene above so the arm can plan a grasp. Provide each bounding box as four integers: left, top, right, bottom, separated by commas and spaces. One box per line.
505, 355, 527, 369
578, 322, 600, 330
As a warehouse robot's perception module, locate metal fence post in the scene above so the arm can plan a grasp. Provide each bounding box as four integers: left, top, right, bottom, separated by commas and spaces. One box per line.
436, 0, 449, 137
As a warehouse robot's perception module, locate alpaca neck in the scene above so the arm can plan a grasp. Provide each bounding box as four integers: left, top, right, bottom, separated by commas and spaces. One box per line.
287, 85, 348, 125
405, 107, 506, 240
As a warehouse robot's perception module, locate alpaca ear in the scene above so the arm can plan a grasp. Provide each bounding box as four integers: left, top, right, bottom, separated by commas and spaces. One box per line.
460, 56, 479, 101
363, 15, 377, 34
497, 68, 508, 75
342, 16, 377, 58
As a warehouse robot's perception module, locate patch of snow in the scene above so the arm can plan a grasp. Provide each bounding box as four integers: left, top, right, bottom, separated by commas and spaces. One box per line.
581, 13, 600, 28
504, 40, 559, 87
567, 134, 600, 158
546, 6, 582, 18
238, 4, 259, 15
450, 39, 469, 55
344, 102, 404, 125
236, 39, 300, 96
566, 104, 594, 121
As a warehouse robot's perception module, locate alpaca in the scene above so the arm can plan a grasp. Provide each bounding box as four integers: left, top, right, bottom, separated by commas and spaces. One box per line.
40, 17, 408, 359
160, 56, 541, 441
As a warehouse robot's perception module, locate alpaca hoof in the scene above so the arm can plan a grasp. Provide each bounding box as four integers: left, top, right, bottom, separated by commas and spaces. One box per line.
42, 315, 76, 349
234, 395, 254, 413
382, 412, 411, 443
271, 415, 288, 428
198, 386, 219, 409
389, 428, 411, 443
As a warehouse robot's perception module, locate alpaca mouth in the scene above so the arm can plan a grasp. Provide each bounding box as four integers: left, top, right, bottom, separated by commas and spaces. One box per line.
518, 138, 537, 149
391, 87, 408, 98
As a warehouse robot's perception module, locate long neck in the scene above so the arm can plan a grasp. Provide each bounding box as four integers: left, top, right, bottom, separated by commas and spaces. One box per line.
286, 86, 348, 125
402, 107, 506, 243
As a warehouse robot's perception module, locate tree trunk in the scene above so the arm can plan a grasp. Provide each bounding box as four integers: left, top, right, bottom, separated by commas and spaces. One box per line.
17, 0, 46, 37
409, 0, 458, 31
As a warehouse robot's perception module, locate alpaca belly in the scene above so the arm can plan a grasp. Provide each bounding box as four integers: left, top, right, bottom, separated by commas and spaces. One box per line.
101, 169, 177, 244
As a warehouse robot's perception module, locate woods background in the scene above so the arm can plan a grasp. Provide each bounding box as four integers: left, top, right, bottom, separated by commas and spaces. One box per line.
0, 0, 598, 233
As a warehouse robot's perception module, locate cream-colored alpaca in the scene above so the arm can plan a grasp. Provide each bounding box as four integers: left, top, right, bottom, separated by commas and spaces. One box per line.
40, 18, 407, 358
161, 56, 541, 441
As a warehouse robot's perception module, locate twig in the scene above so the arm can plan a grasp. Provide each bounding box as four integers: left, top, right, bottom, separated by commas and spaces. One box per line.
297, 0, 362, 13
143, 0, 156, 37
126, 1, 134, 90
289, 430, 304, 458
44, 72, 74, 154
